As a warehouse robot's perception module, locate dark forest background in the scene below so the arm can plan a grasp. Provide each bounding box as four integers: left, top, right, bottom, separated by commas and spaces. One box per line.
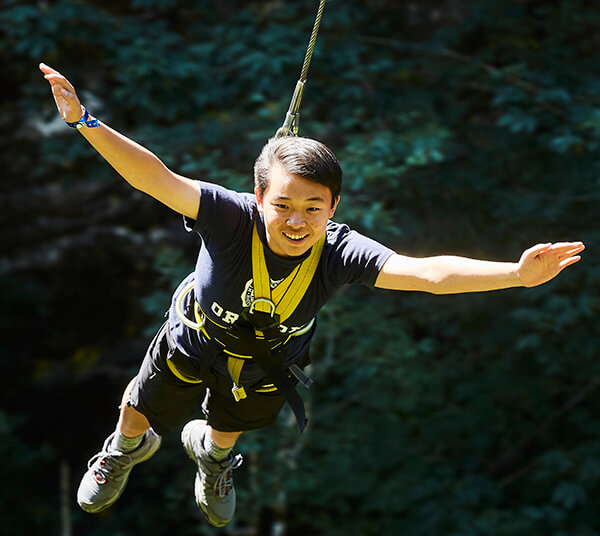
1, 0, 599, 535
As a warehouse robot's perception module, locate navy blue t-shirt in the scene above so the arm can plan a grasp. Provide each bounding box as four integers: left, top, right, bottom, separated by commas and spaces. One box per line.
169, 182, 394, 382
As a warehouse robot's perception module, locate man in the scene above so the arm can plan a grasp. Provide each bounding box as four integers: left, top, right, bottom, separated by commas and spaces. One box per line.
40, 63, 584, 528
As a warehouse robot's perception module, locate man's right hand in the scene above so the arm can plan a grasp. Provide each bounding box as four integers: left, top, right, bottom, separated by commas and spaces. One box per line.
38, 62, 201, 219
39, 63, 85, 123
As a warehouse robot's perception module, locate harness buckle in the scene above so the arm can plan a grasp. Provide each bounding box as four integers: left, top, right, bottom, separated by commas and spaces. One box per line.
232, 384, 247, 402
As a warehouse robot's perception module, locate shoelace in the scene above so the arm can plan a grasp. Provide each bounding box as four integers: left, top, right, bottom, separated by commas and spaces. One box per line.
88, 450, 133, 485
213, 454, 243, 497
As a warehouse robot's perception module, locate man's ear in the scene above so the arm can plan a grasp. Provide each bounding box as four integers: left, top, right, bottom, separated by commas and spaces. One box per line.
255, 187, 264, 213
329, 195, 340, 218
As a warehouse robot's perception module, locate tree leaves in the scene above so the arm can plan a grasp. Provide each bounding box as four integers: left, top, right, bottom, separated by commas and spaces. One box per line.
2, 0, 599, 534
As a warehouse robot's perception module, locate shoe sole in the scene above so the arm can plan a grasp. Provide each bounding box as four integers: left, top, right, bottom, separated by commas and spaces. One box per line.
195, 473, 229, 527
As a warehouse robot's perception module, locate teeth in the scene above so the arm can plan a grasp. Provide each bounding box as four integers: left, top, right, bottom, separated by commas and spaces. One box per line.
283, 232, 308, 241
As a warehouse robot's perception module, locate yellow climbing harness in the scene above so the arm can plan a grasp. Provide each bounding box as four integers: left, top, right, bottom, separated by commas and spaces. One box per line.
250, 221, 324, 322
228, 221, 324, 400
175, 219, 325, 402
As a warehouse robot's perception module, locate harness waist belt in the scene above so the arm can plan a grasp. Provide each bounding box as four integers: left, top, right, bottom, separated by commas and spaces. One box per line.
193, 301, 314, 358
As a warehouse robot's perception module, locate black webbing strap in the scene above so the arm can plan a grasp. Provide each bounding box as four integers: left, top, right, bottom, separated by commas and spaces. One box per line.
248, 339, 308, 433
222, 309, 309, 432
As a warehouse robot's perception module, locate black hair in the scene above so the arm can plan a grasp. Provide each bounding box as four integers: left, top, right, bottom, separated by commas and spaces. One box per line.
254, 137, 342, 206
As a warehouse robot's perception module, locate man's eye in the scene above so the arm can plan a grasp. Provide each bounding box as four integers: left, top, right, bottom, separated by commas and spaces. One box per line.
275, 204, 288, 209
307, 207, 321, 212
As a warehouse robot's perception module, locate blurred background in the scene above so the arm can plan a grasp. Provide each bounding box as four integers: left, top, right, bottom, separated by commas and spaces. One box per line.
1, 0, 599, 534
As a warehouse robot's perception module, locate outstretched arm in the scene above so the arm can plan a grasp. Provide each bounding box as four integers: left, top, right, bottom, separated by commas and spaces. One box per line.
39, 63, 200, 219
375, 242, 585, 294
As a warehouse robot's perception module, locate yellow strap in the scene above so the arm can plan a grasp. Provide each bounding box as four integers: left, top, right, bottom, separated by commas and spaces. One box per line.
251, 223, 271, 314
227, 356, 248, 401
251, 220, 324, 323
255, 384, 278, 393
227, 356, 245, 385
166, 357, 204, 384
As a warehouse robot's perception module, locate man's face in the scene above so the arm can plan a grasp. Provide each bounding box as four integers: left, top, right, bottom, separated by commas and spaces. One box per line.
256, 164, 340, 258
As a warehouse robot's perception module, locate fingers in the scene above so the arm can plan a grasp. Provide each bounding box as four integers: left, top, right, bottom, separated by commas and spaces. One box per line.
545, 242, 585, 260
533, 241, 585, 274
546, 241, 585, 250
530, 241, 585, 258
39, 63, 60, 84
558, 256, 582, 270
39, 62, 57, 74
556, 242, 585, 257
39, 63, 76, 97
39, 62, 83, 122
44, 72, 74, 91
39, 63, 75, 91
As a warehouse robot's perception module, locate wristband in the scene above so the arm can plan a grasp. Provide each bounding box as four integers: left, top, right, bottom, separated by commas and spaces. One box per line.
65, 107, 99, 129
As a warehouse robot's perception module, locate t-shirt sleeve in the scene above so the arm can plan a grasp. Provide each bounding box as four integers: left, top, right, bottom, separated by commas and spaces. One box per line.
325, 223, 395, 288
182, 182, 255, 250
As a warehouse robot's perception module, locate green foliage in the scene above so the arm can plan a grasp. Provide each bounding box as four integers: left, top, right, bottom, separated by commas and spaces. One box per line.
2, 0, 598, 535
0, 412, 57, 531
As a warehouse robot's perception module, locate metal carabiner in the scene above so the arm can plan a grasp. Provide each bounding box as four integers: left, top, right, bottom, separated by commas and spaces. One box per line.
249, 297, 276, 317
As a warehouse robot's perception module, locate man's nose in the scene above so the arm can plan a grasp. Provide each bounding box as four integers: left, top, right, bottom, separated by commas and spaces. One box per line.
287, 211, 305, 227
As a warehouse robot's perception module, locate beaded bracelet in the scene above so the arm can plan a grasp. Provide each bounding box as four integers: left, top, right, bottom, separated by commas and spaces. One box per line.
65, 107, 99, 129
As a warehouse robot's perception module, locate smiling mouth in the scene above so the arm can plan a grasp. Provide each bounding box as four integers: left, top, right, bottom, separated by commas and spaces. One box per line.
283, 232, 309, 242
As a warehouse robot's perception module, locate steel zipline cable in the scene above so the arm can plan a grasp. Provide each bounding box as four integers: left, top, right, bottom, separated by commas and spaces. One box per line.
275, 0, 326, 138
299, 0, 326, 82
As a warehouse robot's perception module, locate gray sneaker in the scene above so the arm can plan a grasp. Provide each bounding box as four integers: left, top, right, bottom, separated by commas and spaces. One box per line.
181, 420, 243, 527
77, 428, 162, 513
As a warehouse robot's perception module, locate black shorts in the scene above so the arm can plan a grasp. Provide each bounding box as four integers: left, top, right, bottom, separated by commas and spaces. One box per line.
128, 321, 292, 435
